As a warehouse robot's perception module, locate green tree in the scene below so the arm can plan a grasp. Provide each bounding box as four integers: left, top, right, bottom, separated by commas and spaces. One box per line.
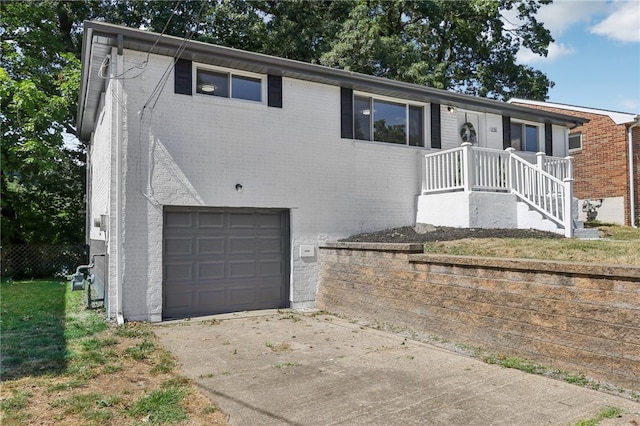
1, 0, 206, 244
320, 0, 554, 100
1, 1, 87, 244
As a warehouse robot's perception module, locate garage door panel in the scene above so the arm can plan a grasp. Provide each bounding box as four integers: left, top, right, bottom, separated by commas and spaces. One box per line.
198, 212, 224, 228
198, 262, 225, 280
163, 208, 289, 319
165, 237, 193, 256
229, 237, 257, 254
165, 263, 193, 281
164, 290, 192, 309
257, 214, 282, 229
259, 259, 283, 277
259, 286, 284, 302
259, 237, 283, 253
166, 211, 193, 228
228, 287, 259, 305
197, 237, 225, 255
229, 261, 256, 278
229, 213, 257, 228
197, 289, 226, 308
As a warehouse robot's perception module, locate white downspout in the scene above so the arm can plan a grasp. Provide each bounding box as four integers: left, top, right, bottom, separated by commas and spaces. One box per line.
629, 118, 640, 228
113, 47, 125, 325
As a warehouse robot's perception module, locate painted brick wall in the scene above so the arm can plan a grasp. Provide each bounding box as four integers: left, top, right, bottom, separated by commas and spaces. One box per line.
511, 102, 634, 225
108, 50, 429, 320
317, 243, 640, 390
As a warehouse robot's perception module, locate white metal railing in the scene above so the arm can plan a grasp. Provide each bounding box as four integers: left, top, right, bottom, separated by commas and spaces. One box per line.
422, 143, 574, 237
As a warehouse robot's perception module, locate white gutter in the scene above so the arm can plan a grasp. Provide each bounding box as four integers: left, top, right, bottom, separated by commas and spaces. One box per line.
629, 118, 640, 227
113, 46, 125, 325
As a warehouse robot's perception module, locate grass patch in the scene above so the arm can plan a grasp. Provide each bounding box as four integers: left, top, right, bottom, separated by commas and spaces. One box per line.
126, 378, 190, 424
0, 279, 227, 425
1, 280, 69, 378
573, 406, 623, 426
423, 225, 640, 265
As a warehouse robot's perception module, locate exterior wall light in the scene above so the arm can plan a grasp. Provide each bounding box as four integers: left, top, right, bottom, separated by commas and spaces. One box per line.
235, 183, 243, 192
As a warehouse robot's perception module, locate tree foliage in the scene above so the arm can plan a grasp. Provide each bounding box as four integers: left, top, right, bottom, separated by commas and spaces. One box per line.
1, 0, 555, 244
319, 0, 554, 100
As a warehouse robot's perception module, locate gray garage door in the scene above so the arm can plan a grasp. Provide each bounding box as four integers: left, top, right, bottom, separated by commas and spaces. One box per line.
163, 208, 289, 319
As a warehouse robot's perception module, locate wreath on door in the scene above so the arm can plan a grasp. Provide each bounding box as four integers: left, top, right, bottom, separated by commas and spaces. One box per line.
460, 122, 477, 144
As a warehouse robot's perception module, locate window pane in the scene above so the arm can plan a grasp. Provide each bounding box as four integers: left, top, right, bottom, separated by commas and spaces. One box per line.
196, 70, 229, 97
232, 75, 261, 102
569, 133, 582, 150
373, 99, 406, 144
409, 106, 423, 146
510, 123, 522, 151
354, 96, 371, 141
525, 125, 538, 152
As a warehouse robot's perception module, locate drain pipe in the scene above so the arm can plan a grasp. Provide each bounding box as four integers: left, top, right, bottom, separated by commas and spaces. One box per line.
113, 45, 125, 325
629, 118, 640, 227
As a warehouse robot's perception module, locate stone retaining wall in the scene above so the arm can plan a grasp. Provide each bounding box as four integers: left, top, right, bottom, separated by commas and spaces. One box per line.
317, 242, 640, 390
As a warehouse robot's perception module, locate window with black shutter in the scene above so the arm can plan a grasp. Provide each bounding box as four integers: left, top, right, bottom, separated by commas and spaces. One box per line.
431, 103, 441, 149
175, 59, 192, 95
544, 122, 553, 155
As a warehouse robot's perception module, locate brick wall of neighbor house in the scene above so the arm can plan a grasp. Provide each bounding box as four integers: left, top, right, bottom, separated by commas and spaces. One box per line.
511, 102, 632, 225
317, 243, 640, 390
634, 126, 640, 226
109, 50, 428, 320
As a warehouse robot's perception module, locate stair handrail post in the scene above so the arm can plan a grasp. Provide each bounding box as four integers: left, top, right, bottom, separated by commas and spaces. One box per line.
536, 151, 545, 170
461, 142, 473, 192
505, 147, 516, 192
565, 155, 574, 181
563, 176, 574, 238
421, 153, 427, 194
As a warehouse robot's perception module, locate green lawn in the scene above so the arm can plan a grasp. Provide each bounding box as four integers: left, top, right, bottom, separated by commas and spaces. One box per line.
0, 279, 225, 425
1, 279, 106, 379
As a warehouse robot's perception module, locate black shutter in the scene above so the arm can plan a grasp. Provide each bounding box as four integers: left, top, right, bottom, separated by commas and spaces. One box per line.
340, 88, 353, 139
268, 75, 282, 108
174, 59, 192, 95
430, 103, 441, 149
502, 115, 511, 149
544, 122, 553, 155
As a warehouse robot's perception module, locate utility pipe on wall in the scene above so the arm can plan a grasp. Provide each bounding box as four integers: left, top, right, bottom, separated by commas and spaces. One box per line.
629, 118, 640, 227
113, 46, 125, 325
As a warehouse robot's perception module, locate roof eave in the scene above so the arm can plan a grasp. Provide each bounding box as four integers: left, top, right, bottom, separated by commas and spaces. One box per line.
78, 21, 587, 138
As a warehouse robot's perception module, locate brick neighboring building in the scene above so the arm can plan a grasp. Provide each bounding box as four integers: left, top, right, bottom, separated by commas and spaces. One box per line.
509, 99, 640, 226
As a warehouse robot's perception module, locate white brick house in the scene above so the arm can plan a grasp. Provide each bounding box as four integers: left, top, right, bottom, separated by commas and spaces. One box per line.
77, 22, 586, 322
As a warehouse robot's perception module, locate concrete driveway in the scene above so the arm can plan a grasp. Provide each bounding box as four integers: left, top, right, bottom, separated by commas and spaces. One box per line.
155, 310, 640, 425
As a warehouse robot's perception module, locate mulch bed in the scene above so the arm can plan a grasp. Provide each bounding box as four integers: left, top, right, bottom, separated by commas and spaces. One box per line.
340, 226, 563, 244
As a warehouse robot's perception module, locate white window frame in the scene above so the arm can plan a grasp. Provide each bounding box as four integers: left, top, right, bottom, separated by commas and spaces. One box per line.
510, 119, 543, 153
568, 132, 582, 152
353, 91, 427, 147
194, 64, 267, 104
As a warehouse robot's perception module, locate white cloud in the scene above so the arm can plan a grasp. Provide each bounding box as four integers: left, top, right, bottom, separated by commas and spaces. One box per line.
618, 97, 639, 112
590, 1, 640, 42
517, 42, 575, 64
535, 1, 608, 36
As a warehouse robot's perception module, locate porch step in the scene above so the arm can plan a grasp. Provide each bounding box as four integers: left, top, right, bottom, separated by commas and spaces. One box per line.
572, 220, 599, 239
573, 227, 600, 240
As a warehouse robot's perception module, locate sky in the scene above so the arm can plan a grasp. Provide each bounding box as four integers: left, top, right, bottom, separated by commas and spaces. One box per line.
512, 0, 640, 114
